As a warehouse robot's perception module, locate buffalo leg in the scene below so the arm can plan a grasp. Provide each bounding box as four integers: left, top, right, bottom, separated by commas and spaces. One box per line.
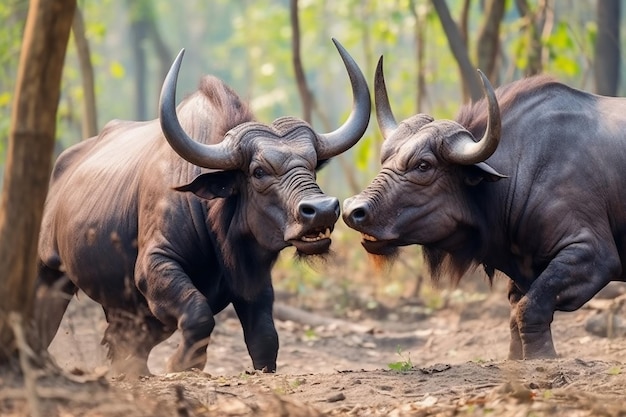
33, 263, 77, 351
136, 255, 215, 372
514, 235, 619, 359
506, 280, 524, 360
166, 312, 214, 373
233, 285, 279, 372
102, 308, 173, 377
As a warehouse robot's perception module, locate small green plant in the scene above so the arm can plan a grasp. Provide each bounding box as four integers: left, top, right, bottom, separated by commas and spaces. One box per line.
303, 328, 318, 341
607, 366, 622, 375
388, 346, 413, 372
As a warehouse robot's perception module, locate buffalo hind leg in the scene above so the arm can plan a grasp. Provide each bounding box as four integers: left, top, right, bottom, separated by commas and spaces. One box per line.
102, 308, 173, 377
233, 286, 279, 372
34, 263, 77, 352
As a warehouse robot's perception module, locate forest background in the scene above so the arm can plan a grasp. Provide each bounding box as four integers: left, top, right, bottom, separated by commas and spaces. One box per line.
0, 0, 623, 356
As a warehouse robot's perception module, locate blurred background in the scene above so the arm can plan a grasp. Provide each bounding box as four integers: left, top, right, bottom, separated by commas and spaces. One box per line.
0, 0, 623, 316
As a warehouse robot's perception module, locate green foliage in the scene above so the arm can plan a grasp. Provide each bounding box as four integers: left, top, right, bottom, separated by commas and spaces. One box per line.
544, 22, 580, 77
1, 0, 616, 298
388, 346, 413, 372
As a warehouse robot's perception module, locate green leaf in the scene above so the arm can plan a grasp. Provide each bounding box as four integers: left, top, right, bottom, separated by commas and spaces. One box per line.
0, 92, 11, 108
607, 366, 621, 376
109, 61, 125, 79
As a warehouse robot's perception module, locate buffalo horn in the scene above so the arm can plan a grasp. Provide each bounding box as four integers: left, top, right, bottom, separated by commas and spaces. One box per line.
159, 49, 240, 170
374, 56, 398, 140
445, 69, 501, 165
316, 39, 372, 160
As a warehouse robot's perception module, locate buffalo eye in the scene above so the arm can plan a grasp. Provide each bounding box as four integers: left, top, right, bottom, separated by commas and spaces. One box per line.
417, 161, 431, 172
253, 167, 266, 179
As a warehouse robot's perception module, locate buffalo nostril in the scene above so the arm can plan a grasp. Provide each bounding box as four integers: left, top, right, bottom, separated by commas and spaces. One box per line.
351, 207, 367, 221
298, 196, 339, 223
300, 204, 316, 218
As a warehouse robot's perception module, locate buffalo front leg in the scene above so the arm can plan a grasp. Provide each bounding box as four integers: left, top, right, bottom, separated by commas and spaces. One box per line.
166, 308, 215, 373
145, 289, 214, 373
507, 280, 524, 360
136, 263, 214, 372
233, 285, 279, 372
512, 294, 557, 359
514, 234, 619, 359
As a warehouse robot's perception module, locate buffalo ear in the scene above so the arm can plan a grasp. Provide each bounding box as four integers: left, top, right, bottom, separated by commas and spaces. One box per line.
464, 162, 507, 186
174, 171, 237, 200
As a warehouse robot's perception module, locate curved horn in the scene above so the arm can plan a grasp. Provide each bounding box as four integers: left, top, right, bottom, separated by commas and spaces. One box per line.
159, 49, 239, 170
445, 69, 501, 165
316, 39, 371, 160
374, 56, 398, 140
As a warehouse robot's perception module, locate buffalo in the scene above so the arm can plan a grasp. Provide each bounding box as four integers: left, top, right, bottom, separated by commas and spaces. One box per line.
35, 39, 370, 376
343, 57, 626, 360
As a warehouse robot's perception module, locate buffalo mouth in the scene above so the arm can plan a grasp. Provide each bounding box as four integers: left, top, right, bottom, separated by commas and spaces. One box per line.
360, 233, 398, 256
289, 227, 333, 255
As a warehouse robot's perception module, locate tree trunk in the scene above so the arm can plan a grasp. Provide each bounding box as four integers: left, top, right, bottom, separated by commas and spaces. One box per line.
72, 6, 97, 138
128, 16, 148, 120
431, 0, 483, 102
290, 0, 313, 124
594, 0, 620, 96
516, 0, 552, 76
126, 0, 171, 120
0, 0, 76, 363
458, 0, 471, 100
409, 0, 428, 114
476, 0, 505, 81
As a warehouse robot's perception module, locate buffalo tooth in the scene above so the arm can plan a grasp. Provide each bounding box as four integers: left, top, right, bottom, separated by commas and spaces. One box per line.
301, 228, 332, 242
362, 233, 378, 242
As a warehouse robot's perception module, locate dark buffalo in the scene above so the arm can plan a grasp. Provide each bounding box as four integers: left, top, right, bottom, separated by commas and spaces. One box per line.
343, 57, 626, 360
36, 39, 370, 375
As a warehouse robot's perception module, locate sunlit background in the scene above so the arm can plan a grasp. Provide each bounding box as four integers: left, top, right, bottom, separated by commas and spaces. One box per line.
1, 0, 623, 312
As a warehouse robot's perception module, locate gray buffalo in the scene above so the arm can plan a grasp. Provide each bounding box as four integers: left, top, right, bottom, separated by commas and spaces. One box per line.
343, 57, 626, 359
36, 39, 370, 375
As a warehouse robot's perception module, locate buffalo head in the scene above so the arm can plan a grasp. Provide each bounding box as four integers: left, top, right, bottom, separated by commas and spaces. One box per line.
343, 57, 505, 259
160, 39, 371, 256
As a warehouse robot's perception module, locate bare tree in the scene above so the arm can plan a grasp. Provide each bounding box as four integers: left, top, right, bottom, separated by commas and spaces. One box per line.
516, 0, 553, 76
594, 0, 620, 96
72, 6, 97, 138
409, 0, 428, 114
125, 0, 172, 120
431, 0, 483, 102
476, 0, 505, 81
0, 0, 76, 363
290, 0, 313, 123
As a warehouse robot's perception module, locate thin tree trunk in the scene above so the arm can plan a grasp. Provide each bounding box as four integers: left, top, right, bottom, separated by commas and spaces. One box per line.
128, 18, 148, 120
0, 0, 76, 363
431, 0, 483, 102
290, 0, 313, 123
476, 0, 505, 81
409, 0, 428, 114
72, 6, 97, 138
146, 17, 172, 90
458, 0, 471, 100
594, 0, 620, 96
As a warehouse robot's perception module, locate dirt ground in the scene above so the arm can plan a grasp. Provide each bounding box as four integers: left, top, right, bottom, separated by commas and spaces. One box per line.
2, 278, 626, 416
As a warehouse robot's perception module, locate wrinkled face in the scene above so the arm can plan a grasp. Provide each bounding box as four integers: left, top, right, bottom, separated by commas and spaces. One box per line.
243, 128, 339, 255
342, 121, 488, 256
180, 124, 339, 256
